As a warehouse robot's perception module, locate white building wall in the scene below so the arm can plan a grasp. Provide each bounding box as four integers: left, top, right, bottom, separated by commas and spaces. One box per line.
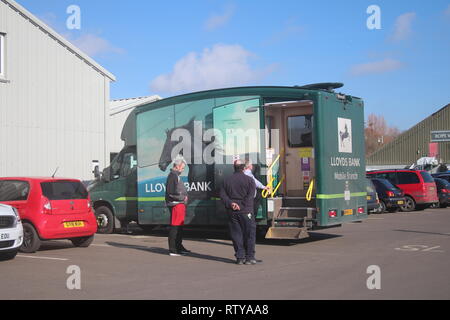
0, 0, 113, 180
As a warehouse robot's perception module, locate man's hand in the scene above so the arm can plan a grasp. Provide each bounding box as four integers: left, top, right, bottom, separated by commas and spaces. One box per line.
231, 203, 241, 211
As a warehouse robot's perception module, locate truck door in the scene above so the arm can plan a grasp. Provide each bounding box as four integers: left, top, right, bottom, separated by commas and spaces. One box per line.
110, 146, 138, 223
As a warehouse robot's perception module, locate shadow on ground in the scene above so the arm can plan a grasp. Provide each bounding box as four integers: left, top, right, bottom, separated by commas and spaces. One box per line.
105, 241, 237, 264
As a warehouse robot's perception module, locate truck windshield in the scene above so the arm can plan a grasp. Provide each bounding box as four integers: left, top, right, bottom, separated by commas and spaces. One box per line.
41, 181, 88, 200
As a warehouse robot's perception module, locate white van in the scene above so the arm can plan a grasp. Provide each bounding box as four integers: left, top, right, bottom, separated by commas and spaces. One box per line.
0, 204, 23, 261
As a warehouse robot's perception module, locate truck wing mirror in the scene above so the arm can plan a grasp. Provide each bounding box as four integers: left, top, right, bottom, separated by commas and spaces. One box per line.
93, 165, 101, 180
102, 167, 111, 183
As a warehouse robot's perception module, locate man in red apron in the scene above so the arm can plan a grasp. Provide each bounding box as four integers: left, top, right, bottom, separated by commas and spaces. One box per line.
165, 157, 190, 256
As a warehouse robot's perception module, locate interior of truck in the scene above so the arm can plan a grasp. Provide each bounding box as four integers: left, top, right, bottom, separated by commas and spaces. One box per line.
263, 99, 317, 238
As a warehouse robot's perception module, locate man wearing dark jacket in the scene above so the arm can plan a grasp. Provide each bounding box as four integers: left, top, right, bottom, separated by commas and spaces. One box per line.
220, 159, 257, 265
165, 157, 190, 256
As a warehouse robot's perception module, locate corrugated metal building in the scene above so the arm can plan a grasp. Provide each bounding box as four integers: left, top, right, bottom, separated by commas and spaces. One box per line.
109, 95, 161, 161
0, 0, 116, 180
368, 104, 450, 166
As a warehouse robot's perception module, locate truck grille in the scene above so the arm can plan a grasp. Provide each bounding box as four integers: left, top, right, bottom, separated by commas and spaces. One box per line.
0, 240, 15, 249
0, 216, 15, 229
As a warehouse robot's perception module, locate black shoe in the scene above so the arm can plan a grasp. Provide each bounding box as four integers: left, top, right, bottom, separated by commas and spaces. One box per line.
245, 259, 257, 265
178, 246, 191, 254
236, 259, 245, 265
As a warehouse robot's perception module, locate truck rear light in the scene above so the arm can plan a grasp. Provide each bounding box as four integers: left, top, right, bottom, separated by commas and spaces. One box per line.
43, 197, 52, 214
328, 210, 337, 218
358, 207, 365, 214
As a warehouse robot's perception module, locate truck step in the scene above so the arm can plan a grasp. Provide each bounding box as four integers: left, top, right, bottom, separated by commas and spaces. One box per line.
265, 227, 309, 240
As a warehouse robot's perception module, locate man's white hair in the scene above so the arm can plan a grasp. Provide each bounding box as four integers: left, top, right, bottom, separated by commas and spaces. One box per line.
173, 155, 187, 167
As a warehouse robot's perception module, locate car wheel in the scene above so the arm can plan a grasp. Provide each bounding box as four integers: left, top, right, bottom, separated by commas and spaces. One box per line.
387, 207, 399, 213
20, 222, 41, 253
0, 250, 18, 261
71, 235, 95, 248
95, 206, 114, 234
379, 201, 387, 213
440, 203, 448, 208
400, 196, 416, 212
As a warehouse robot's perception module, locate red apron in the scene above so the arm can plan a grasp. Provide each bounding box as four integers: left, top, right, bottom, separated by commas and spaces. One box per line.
171, 204, 186, 226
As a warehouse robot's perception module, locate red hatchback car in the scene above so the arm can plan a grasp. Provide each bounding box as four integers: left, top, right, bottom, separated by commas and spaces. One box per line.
0, 178, 97, 253
366, 170, 438, 212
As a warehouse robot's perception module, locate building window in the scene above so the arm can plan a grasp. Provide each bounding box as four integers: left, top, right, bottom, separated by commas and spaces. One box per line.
0, 33, 5, 78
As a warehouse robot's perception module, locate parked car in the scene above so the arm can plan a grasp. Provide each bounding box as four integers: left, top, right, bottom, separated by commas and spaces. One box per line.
366, 170, 438, 212
0, 204, 23, 261
432, 173, 450, 184
433, 178, 449, 208
0, 178, 97, 253
369, 178, 406, 213
366, 179, 381, 214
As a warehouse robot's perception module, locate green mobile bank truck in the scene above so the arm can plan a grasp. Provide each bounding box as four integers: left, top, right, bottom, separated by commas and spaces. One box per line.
88, 83, 368, 239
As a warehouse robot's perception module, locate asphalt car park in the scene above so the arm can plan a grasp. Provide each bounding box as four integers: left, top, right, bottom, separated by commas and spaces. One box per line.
1, 207, 449, 300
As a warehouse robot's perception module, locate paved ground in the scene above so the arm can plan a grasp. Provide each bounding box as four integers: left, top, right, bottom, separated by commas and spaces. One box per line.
1, 207, 449, 300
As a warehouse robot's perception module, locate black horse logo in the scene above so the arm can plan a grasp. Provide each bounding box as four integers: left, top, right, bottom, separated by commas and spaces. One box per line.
158, 117, 216, 200
339, 123, 351, 149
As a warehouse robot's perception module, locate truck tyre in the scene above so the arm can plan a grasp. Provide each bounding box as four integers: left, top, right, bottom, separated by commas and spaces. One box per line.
0, 250, 18, 261
20, 222, 41, 253
71, 235, 95, 248
95, 206, 115, 234
400, 196, 416, 212
139, 225, 156, 233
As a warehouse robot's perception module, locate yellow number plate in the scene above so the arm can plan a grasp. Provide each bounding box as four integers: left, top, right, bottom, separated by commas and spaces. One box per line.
367, 196, 371, 201
398, 201, 404, 205
344, 209, 353, 216
64, 221, 85, 228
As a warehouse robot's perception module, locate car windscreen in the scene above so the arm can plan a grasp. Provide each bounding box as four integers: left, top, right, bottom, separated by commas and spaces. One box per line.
40, 181, 88, 200
0, 180, 30, 201
366, 180, 376, 193
420, 172, 435, 183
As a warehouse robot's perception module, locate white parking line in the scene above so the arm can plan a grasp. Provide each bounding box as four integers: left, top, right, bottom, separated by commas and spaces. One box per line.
17, 255, 69, 261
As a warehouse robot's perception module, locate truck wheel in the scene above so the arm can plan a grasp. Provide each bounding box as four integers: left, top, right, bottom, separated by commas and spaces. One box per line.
71, 235, 95, 248
139, 225, 156, 233
0, 250, 18, 261
20, 222, 41, 253
95, 206, 115, 234
400, 196, 416, 212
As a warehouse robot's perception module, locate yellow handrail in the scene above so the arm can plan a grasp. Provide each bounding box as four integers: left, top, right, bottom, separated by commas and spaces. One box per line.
306, 179, 315, 202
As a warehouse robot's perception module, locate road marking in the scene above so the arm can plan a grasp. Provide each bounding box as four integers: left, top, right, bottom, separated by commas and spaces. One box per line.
368, 218, 385, 220
395, 245, 445, 253
17, 255, 69, 261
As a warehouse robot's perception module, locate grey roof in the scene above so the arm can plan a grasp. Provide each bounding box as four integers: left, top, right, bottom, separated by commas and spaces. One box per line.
110, 95, 161, 115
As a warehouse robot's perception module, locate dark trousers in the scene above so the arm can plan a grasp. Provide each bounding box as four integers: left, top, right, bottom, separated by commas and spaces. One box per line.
168, 225, 184, 253
228, 212, 256, 260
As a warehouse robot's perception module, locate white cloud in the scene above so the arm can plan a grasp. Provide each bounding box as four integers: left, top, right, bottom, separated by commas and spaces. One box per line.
204, 4, 235, 31
390, 12, 416, 42
350, 58, 403, 76
150, 44, 275, 94
69, 34, 124, 57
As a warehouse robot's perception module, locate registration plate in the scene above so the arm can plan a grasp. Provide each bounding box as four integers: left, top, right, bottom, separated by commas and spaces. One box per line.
367, 196, 371, 201
344, 209, 353, 216
398, 201, 404, 205
63, 221, 85, 228
0, 233, 10, 240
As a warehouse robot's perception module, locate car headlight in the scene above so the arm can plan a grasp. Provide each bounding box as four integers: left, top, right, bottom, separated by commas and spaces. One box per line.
12, 207, 21, 222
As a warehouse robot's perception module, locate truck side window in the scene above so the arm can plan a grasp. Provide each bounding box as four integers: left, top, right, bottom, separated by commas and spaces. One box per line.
120, 153, 136, 177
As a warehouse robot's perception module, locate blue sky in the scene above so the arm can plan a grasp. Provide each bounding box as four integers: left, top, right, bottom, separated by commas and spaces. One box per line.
17, 0, 450, 131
